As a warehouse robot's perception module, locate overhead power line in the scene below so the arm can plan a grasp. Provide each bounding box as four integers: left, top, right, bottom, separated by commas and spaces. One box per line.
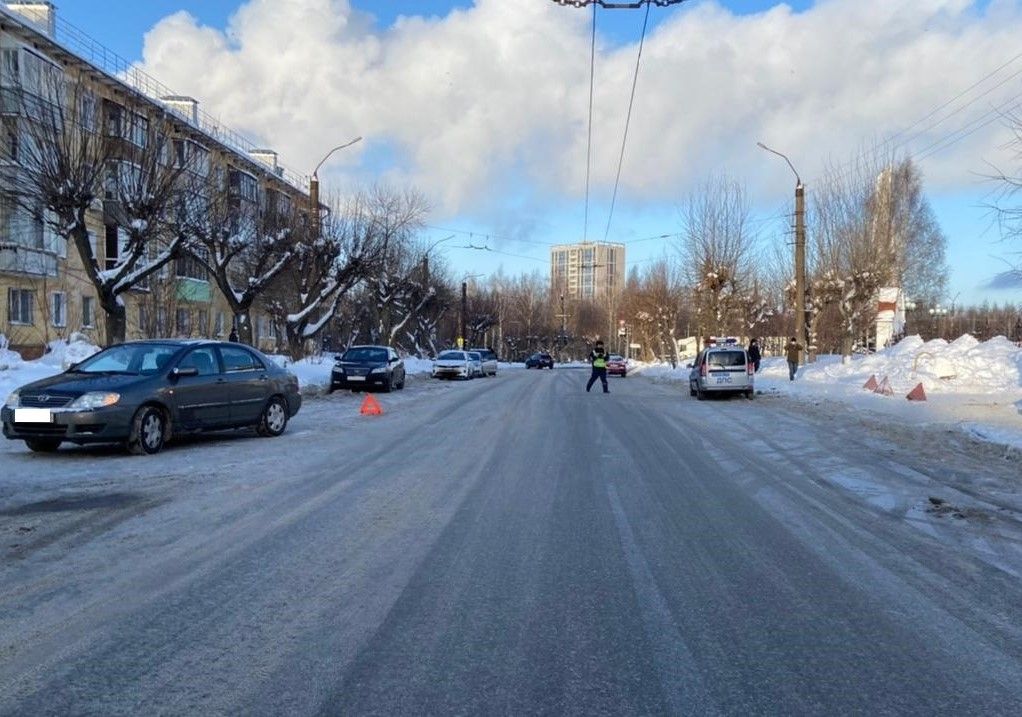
603, 0, 652, 242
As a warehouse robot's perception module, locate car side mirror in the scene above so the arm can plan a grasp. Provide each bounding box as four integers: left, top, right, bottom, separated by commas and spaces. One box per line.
171, 366, 199, 379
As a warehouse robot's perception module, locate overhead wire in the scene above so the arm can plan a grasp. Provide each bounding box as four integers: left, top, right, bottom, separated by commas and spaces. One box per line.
583, 1, 597, 243
603, 0, 652, 243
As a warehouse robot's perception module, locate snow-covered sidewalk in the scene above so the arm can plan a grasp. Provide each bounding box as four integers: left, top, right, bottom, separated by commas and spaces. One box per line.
632, 334, 1022, 453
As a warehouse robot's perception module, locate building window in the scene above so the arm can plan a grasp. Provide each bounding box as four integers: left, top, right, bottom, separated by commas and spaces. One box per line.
214, 311, 225, 338
82, 295, 95, 328
104, 102, 147, 148
176, 308, 191, 336
7, 288, 34, 324
104, 224, 129, 270
196, 309, 208, 336
228, 169, 258, 203
50, 291, 65, 327
0, 118, 18, 163
175, 248, 207, 281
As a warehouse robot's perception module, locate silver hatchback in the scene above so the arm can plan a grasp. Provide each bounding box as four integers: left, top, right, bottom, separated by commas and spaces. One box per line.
688, 347, 755, 400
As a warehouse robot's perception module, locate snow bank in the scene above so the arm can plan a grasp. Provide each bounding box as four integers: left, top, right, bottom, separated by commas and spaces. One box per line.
629, 335, 1022, 451
37, 333, 102, 371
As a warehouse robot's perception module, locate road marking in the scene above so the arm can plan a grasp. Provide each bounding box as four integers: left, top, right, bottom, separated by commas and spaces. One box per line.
606, 483, 720, 715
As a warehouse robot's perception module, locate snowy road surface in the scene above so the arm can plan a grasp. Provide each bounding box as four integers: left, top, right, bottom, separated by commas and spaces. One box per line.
1, 368, 1022, 714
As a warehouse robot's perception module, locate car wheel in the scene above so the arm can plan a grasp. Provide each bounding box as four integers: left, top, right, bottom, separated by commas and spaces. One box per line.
689, 382, 697, 397
746, 389, 754, 400
127, 406, 166, 455
696, 386, 706, 401
397, 375, 405, 390
25, 438, 60, 453
381, 376, 392, 393
256, 396, 288, 437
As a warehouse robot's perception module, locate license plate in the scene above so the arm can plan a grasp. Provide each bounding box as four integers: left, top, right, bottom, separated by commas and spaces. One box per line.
14, 408, 53, 423
347, 376, 366, 382
715, 375, 731, 384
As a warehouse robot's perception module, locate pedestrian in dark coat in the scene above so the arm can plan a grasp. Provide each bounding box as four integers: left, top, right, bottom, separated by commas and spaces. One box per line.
748, 338, 761, 373
228, 327, 239, 342
785, 336, 802, 381
586, 340, 609, 393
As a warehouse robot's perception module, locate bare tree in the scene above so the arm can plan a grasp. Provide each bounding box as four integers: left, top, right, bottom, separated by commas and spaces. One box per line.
267, 186, 422, 358
11, 65, 191, 344
810, 151, 947, 357
180, 165, 294, 345
680, 176, 757, 343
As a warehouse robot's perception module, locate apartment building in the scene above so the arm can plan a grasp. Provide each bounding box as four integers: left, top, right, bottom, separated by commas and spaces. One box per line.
0, 2, 310, 358
549, 241, 625, 303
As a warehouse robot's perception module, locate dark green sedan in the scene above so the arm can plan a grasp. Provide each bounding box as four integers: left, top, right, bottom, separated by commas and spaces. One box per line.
1, 340, 302, 455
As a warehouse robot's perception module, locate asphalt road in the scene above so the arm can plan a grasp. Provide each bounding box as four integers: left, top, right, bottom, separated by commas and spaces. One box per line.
1, 367, 1022, 715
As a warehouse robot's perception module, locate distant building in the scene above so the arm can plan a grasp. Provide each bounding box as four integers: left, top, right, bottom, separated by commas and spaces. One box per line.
549, 241, 625, 302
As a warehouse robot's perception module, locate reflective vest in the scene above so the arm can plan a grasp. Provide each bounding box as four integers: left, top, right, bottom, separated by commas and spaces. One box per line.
592, 351, 607, 369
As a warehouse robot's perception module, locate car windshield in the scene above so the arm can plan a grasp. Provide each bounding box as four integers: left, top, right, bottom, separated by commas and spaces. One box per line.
74, 343, 179, 376
438, 351, 466, 360
609, 355, 624, 362
342, 347, 388, 363
707, 350, 747, 368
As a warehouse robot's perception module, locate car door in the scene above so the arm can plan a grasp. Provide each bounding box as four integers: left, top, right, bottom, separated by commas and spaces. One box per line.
171, 347, 231, 429
389, 348, 404, 385
217, 344, 270, 426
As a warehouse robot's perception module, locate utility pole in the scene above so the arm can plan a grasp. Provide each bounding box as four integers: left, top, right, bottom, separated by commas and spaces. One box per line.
460, 281, 467, 349
795, 180, 807, 364
758, 141, 808, 364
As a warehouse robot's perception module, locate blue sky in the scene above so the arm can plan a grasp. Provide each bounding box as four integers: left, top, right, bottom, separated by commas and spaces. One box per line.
54, 0, 1022, 307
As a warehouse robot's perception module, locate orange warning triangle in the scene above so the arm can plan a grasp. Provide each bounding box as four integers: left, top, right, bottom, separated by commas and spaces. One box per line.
906, 383, 927, 401
360, 394, 383, 415
863, 374, 878, 391
874, 376, 894, 396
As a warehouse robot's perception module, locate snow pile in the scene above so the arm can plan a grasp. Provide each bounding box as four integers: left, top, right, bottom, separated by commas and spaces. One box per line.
781, 335, 1022, 397
0, 335, 21, 371
37, 333, 102, 371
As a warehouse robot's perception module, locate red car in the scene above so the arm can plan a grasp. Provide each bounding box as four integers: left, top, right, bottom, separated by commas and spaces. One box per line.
606, 354, 627, 377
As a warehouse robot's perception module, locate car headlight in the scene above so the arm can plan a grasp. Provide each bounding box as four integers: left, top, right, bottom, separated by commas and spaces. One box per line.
369, 367, 386, 374
4, 391, 19, 408
68, 392, 120, 410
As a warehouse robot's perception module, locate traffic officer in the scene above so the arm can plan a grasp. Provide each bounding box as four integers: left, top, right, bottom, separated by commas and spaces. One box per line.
586, 340, 610, 393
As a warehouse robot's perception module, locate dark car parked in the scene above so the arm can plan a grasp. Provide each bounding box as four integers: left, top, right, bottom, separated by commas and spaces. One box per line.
1, 340, 302, 455
525, 352, 555, 369
329, 345, 405, 393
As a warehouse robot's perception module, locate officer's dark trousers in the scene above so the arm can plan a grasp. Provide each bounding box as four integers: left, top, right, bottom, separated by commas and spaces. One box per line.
586, 367, 608, 393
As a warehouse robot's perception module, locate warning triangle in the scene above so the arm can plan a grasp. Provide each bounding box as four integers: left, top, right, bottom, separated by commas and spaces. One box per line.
360, 394, 383, 416
874, 376, 894, 396
863, 374, 878, 391
906, 383, 927, 401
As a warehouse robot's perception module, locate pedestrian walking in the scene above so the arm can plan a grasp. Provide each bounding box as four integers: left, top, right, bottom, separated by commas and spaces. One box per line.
228, 326, 239, 342
586, 340, 609, 393
748, 338, 761, 373
785, 336, 802, 381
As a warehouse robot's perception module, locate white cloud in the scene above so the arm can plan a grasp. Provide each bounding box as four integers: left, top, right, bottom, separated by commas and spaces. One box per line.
137, 0, 1022, 215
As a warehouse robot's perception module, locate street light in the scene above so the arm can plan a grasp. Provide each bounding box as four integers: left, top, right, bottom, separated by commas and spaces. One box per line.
309, 136, 362, 233
757, 141, 807, 364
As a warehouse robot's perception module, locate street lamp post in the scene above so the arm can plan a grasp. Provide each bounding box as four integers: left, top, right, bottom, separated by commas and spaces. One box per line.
309, 136, 362, 234
757, 141, 807, 364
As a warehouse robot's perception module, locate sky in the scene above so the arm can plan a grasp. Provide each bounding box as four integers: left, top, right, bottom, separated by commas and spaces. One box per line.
50, 0, 1022, 307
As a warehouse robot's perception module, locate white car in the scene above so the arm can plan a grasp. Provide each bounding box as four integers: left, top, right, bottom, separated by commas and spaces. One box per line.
468, 347, 498, 376
466, 351, 485, 378
432, 350, 474, 380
